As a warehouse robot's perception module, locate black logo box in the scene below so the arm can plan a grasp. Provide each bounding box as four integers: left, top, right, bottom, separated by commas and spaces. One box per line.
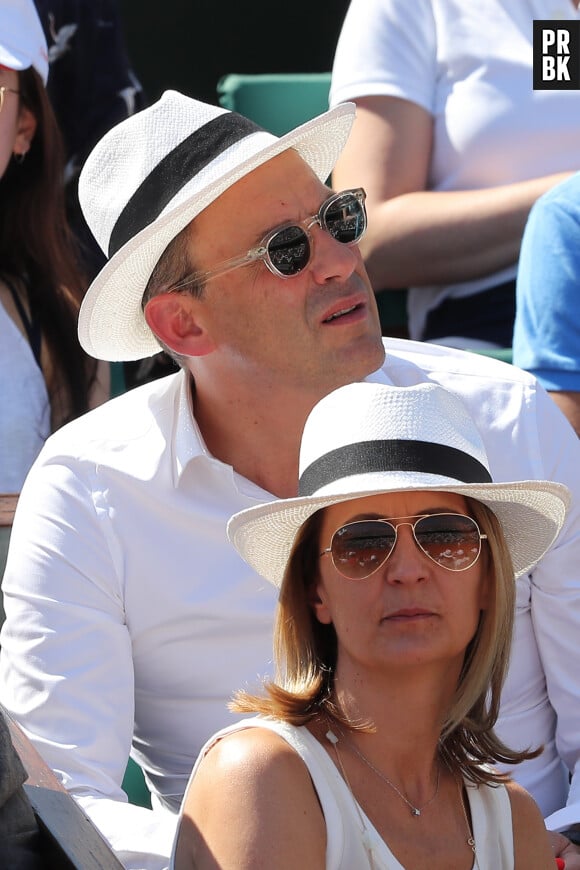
533, 20, 580, 89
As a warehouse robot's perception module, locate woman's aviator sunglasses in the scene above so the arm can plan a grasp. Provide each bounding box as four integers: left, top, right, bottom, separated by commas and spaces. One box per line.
169, 188, 367, 290
320, 513, 488, 580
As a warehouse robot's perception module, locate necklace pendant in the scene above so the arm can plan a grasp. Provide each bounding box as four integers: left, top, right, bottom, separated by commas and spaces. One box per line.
411, 807, 421, 817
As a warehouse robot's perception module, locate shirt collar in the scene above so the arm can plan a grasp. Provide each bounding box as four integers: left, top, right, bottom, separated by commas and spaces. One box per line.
171, 359, 394, 487
172, 369, 212, 485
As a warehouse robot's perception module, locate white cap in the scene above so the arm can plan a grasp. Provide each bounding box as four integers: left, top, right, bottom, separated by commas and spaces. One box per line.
0, 0, 49, 85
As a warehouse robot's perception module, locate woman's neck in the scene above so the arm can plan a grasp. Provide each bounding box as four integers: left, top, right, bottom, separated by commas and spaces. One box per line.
331, 662, 460, 773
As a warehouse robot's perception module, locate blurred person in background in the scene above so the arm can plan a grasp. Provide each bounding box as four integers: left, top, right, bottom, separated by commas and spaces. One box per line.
513, 171, 580, 437
33, 1, 169, 389
34, 0, 145, 279
0, 0, 109, 493
330, 0, 579, 349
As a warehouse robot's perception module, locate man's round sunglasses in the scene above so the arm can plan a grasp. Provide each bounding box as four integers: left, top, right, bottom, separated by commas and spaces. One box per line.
169, 188, 367, 290
320, 513, 488, 580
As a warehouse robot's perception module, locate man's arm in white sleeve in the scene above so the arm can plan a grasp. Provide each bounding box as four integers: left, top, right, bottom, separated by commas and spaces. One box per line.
0, 456, 176, 869
529, 386, 580, 833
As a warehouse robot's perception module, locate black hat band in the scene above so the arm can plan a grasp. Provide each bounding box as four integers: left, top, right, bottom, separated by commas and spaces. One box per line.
298, 440, 492, 497
108, 112, 262, 257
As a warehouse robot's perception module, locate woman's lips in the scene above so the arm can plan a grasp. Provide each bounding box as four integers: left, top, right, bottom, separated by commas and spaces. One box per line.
383, 608, 435, 622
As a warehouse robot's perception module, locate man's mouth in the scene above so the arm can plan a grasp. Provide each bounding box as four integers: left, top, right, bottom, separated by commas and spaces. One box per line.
322, 303, 360, 323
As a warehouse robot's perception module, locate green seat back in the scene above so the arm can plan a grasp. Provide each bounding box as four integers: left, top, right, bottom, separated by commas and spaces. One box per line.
122, 757, 151, 808
467, 347, 513, 364
217, 72, 332, 137
109, 362, 126, 398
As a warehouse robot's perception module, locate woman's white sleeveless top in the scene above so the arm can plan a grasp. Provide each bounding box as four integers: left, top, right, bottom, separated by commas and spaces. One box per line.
172, 715, 514, 869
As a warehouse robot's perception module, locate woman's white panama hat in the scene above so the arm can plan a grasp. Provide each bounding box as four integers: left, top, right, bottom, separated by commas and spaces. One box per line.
227, 382, 570, 588
77, 90, 356, 361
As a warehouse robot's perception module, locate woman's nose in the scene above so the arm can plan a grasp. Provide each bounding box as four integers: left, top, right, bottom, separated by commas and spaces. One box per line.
382, 524, 429, 584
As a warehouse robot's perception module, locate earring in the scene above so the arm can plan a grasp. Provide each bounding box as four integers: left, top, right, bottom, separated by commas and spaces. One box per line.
13, 150, 27, 165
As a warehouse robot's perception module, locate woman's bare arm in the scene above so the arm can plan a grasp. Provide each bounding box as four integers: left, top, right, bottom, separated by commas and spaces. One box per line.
174, 728, 327, 870
332, 96, 573, 290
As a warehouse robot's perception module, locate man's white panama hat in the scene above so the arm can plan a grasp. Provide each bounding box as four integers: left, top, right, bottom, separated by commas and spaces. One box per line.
0, 0, 49, 84
77, 90, 356, 361
227, 381, 571, 588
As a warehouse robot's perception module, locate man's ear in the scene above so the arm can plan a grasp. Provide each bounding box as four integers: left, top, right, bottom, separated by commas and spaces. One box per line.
144, 293, 216, 357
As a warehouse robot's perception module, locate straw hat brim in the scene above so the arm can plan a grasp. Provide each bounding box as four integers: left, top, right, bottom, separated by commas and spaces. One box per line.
78, 103, 356, 361
227, 475, 570, 588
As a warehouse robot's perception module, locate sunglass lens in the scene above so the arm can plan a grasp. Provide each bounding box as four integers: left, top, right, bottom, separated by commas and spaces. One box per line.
323, 192, 367, 244
267, 226, 310, 276
331, 520, 396, 579
414, 514, 481, 571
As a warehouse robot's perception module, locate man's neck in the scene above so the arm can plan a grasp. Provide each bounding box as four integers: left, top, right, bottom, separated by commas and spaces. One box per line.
190, 376, 318, 498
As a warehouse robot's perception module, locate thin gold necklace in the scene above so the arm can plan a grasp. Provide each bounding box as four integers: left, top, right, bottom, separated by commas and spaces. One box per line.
326, 727, 480, 869
327, 727, 440, 817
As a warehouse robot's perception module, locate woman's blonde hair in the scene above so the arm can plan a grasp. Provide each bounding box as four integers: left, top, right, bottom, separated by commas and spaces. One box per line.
232, 496, 540, 784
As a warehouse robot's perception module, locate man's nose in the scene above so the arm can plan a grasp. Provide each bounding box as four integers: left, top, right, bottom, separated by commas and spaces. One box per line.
308, 223, 360, 284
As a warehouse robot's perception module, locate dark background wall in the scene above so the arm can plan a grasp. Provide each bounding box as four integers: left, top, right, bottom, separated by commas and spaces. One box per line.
119, 1, 351, 106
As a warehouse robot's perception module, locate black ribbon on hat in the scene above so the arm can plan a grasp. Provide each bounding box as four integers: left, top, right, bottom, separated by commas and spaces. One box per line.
108, 112, 263, 258
298, 440, 492, 497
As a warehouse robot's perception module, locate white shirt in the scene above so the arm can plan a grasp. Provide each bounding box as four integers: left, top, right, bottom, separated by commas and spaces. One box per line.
172, 716, 514, 870
330, 0, 580, 339
1, 337, 579, 868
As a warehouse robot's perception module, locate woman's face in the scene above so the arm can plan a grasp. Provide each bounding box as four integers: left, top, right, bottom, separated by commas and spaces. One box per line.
312, 491, 490, 677
0, 67, 36, 180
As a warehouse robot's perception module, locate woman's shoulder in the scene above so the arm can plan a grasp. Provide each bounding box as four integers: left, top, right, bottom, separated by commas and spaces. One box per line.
198, 720, 307, 779
189, 718, 321, 808
176, 721, 327, 870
